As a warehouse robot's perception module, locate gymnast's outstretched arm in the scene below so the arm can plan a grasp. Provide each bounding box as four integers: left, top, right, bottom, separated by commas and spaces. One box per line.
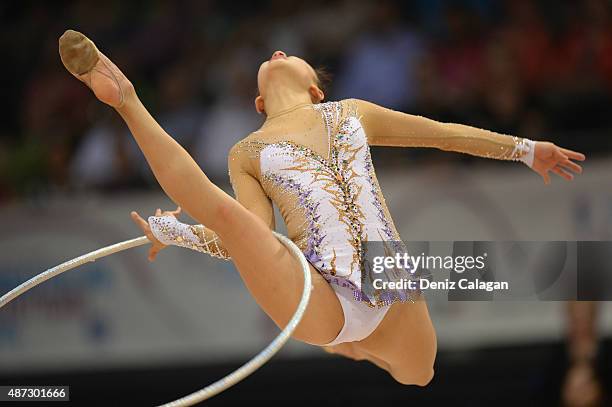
353, 99, 585, 184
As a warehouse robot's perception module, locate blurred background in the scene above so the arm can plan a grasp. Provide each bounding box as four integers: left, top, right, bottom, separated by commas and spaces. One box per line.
1, 0, 611, 405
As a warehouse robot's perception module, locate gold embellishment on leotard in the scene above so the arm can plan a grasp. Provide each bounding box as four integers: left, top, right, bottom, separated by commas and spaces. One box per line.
228, 139, 268, 162
341, 98, 358, 120
270, 117, 368, 277
314, 101, 342, 160
329, 248, 337, 276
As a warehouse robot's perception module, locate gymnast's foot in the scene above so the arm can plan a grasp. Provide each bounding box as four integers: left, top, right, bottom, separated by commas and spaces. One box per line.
59, 29, 133, 108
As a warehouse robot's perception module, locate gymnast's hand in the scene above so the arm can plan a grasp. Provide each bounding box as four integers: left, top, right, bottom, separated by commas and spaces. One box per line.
130, 207, 182, 262
531, 142, 585, 185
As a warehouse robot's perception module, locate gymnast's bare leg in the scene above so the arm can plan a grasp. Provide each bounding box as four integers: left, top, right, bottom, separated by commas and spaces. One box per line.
58, 30, 344, 346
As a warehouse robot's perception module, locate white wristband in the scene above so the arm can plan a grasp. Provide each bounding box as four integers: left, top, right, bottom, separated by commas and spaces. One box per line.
518, 139, 536, 168
148, 215, 198, 246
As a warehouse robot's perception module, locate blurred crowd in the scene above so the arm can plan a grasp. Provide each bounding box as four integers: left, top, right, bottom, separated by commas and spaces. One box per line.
1, 0, 611, 201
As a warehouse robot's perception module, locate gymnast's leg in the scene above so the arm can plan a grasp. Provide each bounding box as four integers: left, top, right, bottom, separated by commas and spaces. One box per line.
58, 30, 343, 345
325, 300, 436, 386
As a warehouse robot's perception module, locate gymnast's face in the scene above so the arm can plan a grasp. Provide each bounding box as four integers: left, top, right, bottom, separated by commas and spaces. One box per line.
255, 50, 324, 114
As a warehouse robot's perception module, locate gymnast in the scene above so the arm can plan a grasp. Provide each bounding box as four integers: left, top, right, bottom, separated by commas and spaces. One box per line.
58, 30, 585, 386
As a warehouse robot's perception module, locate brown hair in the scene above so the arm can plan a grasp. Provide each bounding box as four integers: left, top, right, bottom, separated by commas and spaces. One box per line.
313, 66, 332, 98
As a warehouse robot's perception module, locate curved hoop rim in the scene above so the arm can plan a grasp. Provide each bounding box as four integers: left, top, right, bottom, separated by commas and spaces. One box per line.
0, 231, 312, 406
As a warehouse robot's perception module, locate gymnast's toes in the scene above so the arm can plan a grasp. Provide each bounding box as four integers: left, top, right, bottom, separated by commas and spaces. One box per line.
59, 29, 99, 76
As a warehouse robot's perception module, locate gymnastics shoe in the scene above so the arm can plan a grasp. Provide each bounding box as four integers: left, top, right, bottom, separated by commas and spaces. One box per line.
59, 29, 132, 108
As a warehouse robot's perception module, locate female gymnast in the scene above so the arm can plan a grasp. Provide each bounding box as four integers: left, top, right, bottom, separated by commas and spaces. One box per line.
59, 30, 585, 386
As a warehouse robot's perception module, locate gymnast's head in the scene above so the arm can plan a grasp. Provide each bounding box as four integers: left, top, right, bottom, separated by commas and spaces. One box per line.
255, 50, 329, 115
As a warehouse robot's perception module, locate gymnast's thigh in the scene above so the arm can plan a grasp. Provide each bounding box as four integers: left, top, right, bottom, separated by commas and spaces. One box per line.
357, 300, 437, 378
215, 205, 344, 346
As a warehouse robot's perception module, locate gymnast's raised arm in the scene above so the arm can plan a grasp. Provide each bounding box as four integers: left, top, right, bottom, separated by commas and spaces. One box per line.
353, 98, 585, 184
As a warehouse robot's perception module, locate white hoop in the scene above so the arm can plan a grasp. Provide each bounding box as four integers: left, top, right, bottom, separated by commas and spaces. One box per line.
0, 231, 313, 405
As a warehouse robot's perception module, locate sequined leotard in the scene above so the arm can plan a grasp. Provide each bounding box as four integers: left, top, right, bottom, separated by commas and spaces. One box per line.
149, 99, 532, 341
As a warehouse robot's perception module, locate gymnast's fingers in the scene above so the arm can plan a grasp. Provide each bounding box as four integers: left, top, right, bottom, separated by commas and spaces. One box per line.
559, 159, 582, 174
541, 170, 551, 185
148, 247, 158, 262
155, 208, 162, 216
161, 206, 181, 217
130, 211, 149, 231
552, 166, 573, 181
560, 147, 586, 161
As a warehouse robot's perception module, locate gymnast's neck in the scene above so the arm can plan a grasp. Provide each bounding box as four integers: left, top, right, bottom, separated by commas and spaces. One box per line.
262, 85, 314, 118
